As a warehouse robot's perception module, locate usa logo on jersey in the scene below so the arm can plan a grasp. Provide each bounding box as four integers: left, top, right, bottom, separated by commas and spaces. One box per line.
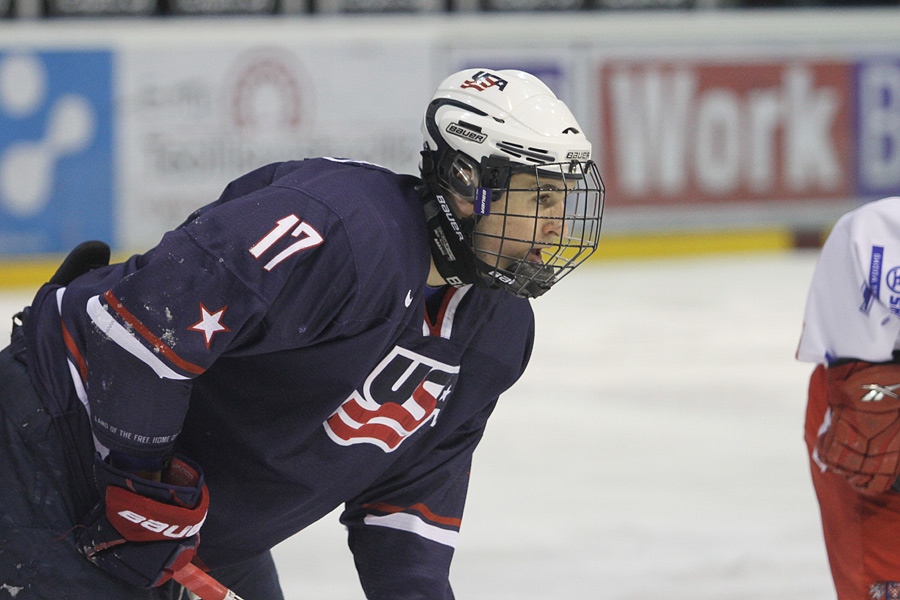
324, 346, 459, 452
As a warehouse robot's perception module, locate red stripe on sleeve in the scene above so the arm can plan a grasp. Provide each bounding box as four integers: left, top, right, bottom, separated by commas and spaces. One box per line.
61, 319, 88, 383
103, 290, 205, 375
363, 502, 462, 528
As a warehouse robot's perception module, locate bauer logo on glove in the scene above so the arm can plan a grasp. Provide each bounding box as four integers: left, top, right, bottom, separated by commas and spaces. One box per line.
109, 487, 207, 541
77, 454, 209, 588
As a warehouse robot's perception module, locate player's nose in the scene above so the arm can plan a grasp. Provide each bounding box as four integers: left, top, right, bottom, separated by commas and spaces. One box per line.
542, 212, 566, 240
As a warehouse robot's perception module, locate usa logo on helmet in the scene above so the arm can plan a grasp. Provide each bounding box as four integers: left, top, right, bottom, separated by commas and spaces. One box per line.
460, 70, 508, 92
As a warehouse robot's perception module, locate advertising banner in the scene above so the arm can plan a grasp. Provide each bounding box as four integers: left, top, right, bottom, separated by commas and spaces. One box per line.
166, 0, 275, 15
116, 42, 432, 248
0, 50, 113, 254
856, 58, 900, 198
314, 0, 443, 11
44, 0, 157, 16
598, 58, 855, 209
3, 21, 900, 258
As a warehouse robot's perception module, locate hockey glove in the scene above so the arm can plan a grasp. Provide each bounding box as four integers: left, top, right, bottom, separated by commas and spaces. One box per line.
816, 360, 900, 495
76, 454, 209, 588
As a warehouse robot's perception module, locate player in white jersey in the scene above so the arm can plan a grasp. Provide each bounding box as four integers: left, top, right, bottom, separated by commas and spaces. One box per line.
798, 196, 900, 599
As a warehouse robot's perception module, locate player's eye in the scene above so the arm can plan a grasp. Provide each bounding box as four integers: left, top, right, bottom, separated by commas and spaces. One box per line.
538, 192, 561, 208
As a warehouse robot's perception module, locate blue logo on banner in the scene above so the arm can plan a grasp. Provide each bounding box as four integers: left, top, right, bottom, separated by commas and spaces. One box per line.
0, 51, 113, 254
855, 59, 900, 198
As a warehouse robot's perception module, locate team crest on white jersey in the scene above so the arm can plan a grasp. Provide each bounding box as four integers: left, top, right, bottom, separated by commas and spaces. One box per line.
324, 346, 459, 452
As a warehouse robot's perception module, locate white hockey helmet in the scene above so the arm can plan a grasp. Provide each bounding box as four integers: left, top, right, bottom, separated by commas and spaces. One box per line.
423, 69, 593, 196
420, 68, 604, 299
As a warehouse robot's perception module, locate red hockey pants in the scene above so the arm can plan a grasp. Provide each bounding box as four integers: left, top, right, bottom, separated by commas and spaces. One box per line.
805, 363, 900, 599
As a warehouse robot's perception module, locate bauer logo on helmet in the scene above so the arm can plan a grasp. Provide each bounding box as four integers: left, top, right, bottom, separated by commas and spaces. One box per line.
446, 122, 487, 144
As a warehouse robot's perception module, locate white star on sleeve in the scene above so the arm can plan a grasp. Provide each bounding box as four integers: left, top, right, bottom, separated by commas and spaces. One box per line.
188, 303, 230, 349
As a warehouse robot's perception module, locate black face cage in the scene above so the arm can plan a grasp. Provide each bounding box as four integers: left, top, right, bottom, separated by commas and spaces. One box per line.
471, 160, 605, 299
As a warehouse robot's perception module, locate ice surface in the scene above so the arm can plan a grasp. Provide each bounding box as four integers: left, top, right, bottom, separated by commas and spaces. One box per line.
0, 251, 835, 599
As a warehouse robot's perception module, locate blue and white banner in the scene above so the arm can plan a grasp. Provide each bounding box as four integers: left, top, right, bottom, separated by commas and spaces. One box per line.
0, 50, 114, 255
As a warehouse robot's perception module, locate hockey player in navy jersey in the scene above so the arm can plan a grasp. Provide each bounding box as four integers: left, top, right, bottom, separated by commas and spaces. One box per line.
0, 68, 603, 599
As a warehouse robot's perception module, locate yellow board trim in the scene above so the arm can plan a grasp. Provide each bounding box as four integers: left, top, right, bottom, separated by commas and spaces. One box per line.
0, 257, 61, 289
590, 228, 797, 261
0, 252, 133, 290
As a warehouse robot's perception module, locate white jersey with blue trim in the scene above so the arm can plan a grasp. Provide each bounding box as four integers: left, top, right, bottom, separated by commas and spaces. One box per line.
797, 196, 900, 364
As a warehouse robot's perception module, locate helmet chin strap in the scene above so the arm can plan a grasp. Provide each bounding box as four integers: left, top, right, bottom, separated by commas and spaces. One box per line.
478, 260, 556, 299
419, 150, 479, 288
420, 149, 560, 299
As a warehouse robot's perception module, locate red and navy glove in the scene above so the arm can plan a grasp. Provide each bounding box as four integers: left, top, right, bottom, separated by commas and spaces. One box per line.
76, 454, 209, 588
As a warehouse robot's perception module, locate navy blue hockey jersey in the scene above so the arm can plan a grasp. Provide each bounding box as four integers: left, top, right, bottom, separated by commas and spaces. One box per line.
24, 158, 535, 598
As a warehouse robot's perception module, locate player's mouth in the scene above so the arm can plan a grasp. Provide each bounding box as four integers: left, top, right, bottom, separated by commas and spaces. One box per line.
528, 248, 545, 263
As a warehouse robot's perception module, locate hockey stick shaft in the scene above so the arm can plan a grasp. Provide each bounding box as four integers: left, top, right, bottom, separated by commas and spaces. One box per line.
172, 562, 245, 600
